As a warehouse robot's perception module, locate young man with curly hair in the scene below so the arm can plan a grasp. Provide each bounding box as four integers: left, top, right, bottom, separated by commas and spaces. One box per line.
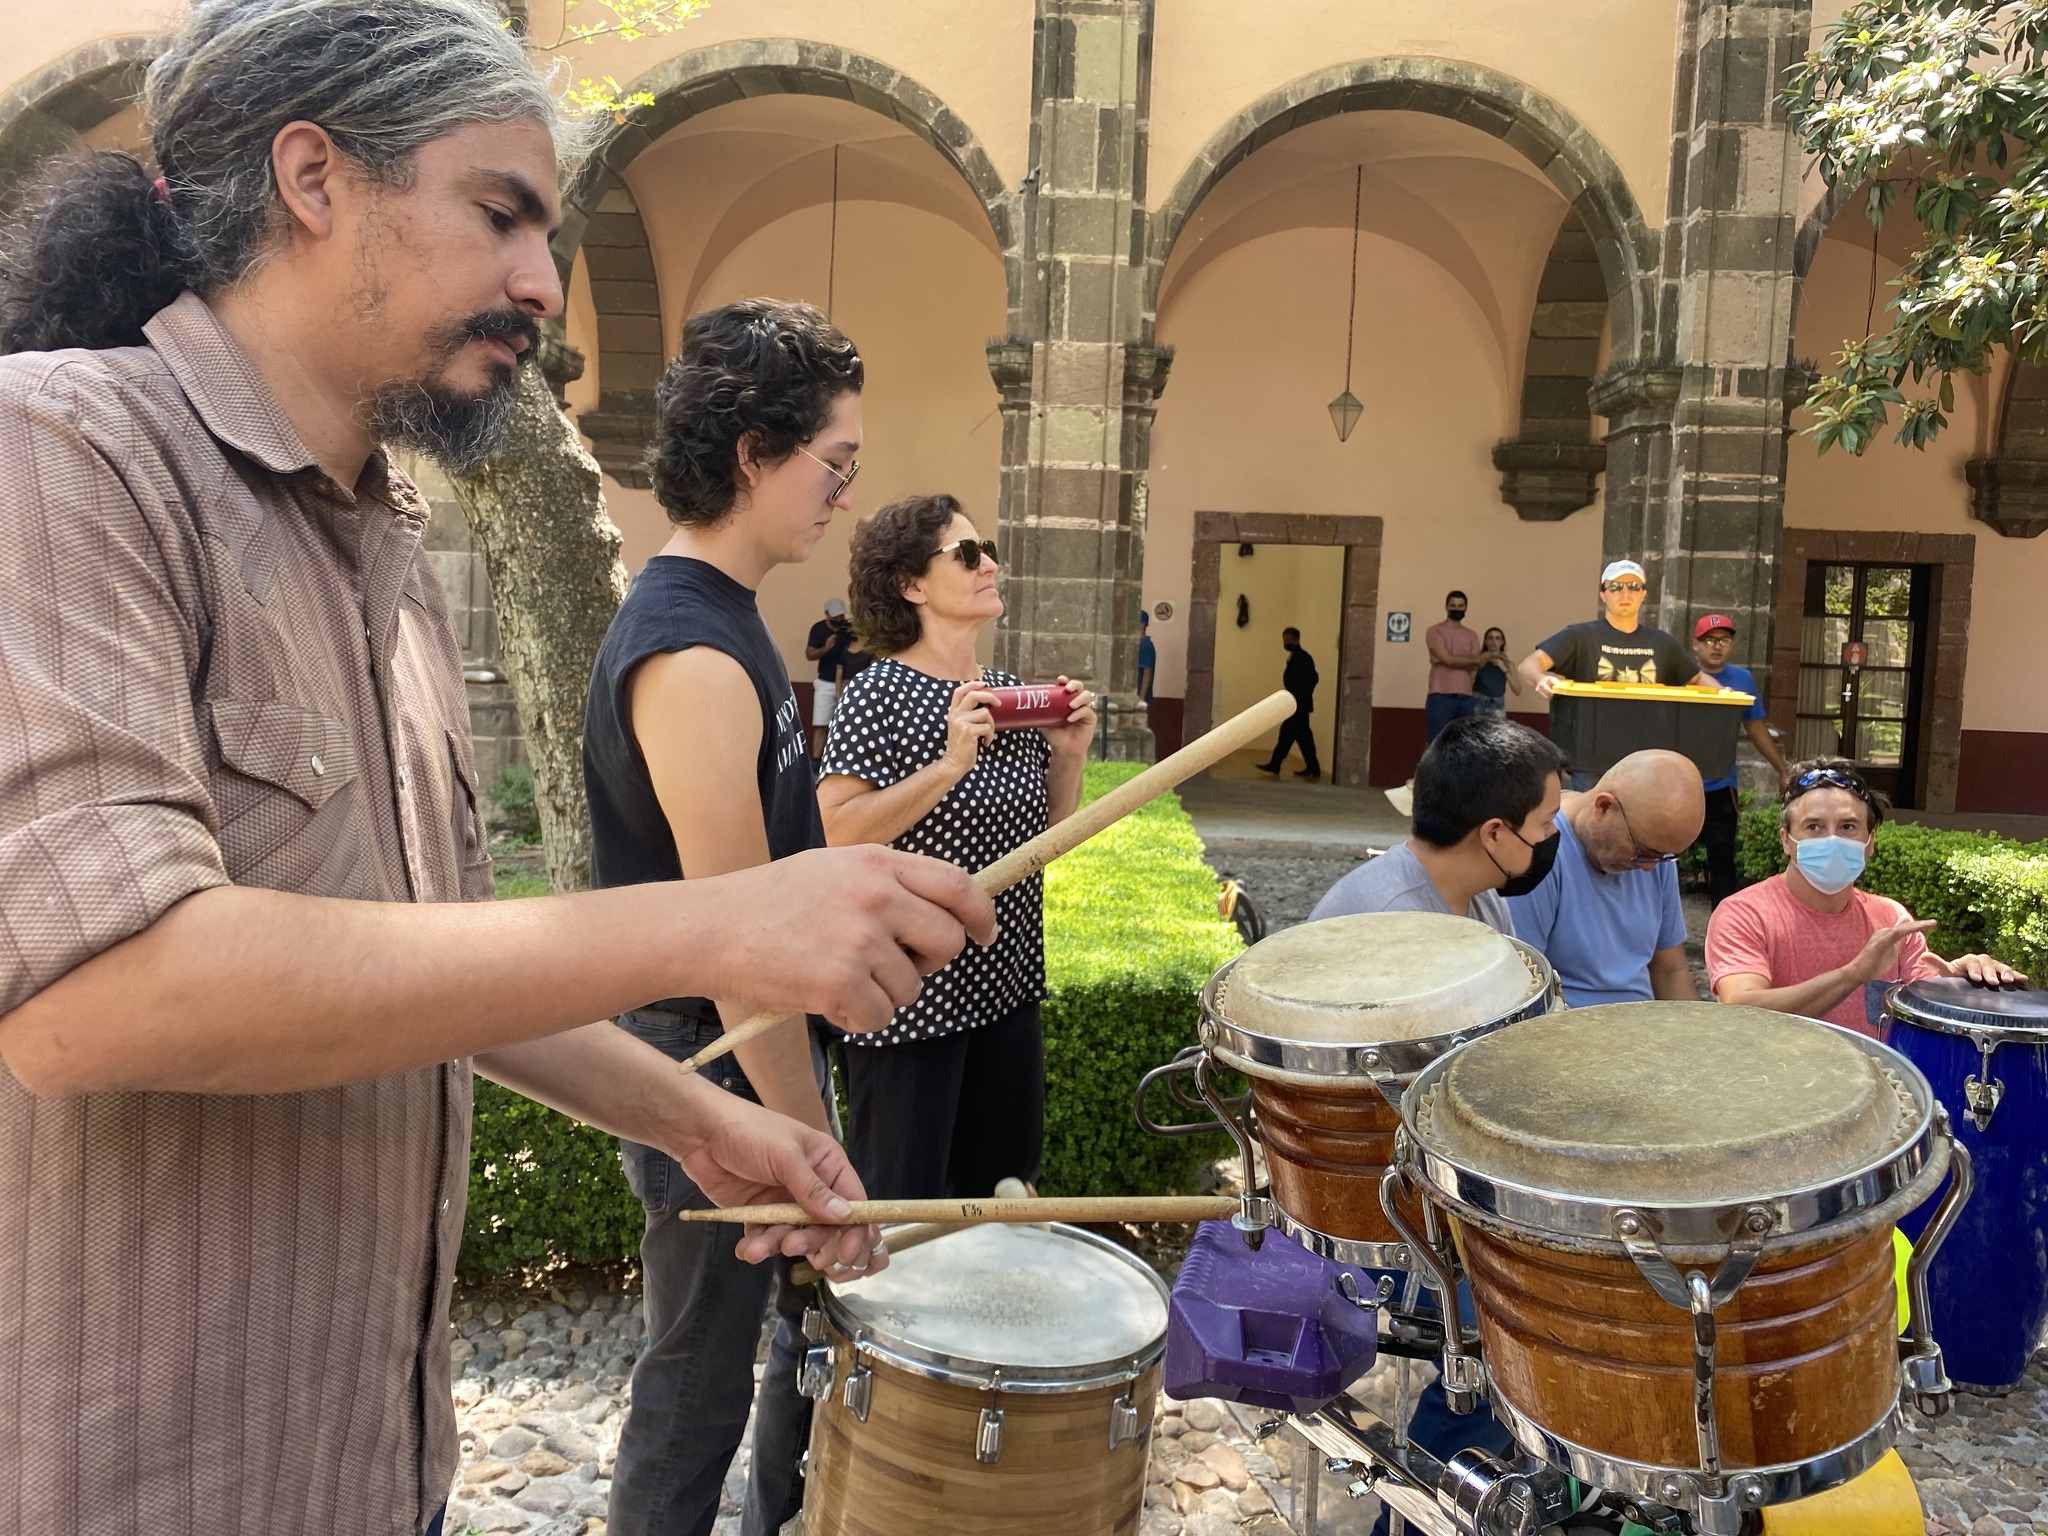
582, 298, 879, 1536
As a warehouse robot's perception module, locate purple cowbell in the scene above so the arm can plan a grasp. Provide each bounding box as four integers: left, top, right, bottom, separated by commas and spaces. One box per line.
1164, 1220, 1382, 1414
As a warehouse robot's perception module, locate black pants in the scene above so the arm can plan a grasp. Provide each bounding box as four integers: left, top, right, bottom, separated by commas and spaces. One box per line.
840, 1000, 1045, 1199
1264, 704, 1320, 775
609, 1012, 820, 1536
1696, 783, 1742, 907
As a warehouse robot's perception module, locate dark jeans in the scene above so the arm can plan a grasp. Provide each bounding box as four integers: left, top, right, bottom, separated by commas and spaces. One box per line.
840, 1000, 1045, 1198
608, 1011, 823, 1536
423, 1504, 444, 1536
1695, 783, 1743, 907
1364, 1273, 1514, 1536
1424, 691, 1477, 742
1263, 704, 1320, 775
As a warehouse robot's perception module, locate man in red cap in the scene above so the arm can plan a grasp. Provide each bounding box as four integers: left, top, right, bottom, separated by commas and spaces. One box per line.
1690, 613, 1790, 904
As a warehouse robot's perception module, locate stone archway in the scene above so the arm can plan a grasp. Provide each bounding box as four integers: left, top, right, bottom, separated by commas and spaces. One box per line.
1146, 58, 1659, 369
553, 39, 1022, 484
0, 35, 154, 209
1492, 208, 1610, 520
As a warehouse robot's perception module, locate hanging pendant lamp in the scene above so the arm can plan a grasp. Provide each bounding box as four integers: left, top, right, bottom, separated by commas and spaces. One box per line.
1328, 163, 1364, 443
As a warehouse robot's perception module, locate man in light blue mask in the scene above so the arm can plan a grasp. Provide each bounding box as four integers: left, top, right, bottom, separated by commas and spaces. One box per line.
1705, 760, 2019, 1036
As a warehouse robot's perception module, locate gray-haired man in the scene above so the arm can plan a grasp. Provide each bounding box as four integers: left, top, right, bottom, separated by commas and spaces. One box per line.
0, 4, 992, 1534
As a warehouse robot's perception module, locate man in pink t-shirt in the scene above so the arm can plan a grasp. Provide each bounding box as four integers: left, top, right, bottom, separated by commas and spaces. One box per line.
1424, 589, 1484, 743
1706, 760, 2019, 1036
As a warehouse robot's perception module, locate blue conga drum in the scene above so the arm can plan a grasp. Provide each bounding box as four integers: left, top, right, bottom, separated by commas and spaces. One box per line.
1886, 977, 2048, 1392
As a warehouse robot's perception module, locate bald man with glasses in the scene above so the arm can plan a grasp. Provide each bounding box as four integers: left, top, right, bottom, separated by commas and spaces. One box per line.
1505, 749, 1707, 1007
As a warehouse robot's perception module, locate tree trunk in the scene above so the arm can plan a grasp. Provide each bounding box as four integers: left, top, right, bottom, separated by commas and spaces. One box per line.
449, 362, 627, 893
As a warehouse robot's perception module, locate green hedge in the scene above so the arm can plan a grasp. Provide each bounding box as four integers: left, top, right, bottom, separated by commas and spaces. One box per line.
463, 762, 1242, 1275
465, 1078, 643, 1279
1737, 805, 2048, 982
1040, 762, 1245, 1195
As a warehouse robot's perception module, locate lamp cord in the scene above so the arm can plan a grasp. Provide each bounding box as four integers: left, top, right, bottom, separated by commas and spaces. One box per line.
1344, 163, 1362, 390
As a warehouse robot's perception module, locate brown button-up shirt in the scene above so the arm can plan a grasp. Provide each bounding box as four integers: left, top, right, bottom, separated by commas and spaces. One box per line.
0, 293, 492, 1536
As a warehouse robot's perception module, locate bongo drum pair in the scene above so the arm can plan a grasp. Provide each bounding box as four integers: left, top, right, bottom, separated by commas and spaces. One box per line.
1392, 1002, 1969, 1535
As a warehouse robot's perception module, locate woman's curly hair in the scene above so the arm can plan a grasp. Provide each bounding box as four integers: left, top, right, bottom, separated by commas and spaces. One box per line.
648, 299, 864, 526
847, 494, 967, 655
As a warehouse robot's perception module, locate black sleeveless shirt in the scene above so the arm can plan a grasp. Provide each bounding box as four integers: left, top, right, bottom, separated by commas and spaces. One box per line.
584, 556, 825, 1019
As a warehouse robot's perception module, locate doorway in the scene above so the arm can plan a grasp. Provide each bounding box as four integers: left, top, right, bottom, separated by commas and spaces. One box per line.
1184, 512, 1383, 787
1795, 561, 1932, 806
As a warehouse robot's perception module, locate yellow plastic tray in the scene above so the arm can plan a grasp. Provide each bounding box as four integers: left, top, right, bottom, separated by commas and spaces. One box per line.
1549, 679, 1755, 706
1759, 1449, 1920, 1535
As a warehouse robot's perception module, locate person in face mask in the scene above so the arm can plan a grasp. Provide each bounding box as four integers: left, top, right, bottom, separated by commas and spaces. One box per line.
1311, 715, 1566, 932
1706, 759, 2019, 1037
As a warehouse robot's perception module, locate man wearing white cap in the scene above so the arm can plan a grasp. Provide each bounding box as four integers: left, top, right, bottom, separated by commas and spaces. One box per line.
1518, 559, 1712, 785
805, 596, 859, 758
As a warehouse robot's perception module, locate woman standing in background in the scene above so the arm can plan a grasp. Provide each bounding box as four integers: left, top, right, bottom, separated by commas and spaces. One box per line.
817, 494, 1096, 1198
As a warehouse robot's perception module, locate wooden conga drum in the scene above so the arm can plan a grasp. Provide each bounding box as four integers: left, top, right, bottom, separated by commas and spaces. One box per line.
801, 1223, 1167, 1536
1400, 1003, 1961, 1526
1200, 911, 1554, 1266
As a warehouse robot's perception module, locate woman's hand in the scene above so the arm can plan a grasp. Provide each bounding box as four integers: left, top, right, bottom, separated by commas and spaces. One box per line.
1041, 677, 1098, 758
942, 682, 998, 776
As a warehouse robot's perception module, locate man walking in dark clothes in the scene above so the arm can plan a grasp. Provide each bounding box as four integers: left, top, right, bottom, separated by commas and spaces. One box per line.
1257, 627, 1322, 780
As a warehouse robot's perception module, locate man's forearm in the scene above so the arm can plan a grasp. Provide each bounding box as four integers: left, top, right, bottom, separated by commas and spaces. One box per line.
1649, 948, 1700, 1001
0, 883, 714, 1098
1715, 963, 1860, 1018
477, 1020, 720, 1152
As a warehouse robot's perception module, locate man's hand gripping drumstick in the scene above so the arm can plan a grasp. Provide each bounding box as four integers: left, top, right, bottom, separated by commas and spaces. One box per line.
679, 688, 1300, 1080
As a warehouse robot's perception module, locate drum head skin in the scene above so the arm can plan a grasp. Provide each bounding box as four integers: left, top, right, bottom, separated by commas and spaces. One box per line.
1221, 912, 1540, 1045
1889, 977, 2048, 1036
1419, 1003, 1915, 1203
828, 1223, 1167, 1371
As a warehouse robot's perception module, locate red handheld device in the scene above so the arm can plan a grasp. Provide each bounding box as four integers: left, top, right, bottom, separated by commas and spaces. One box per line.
984, 683, 1080, 730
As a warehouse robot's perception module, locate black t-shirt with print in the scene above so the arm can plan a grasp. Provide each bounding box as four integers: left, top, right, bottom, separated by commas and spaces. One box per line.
821, 658, 1051, 1047
584, 556, 823, 1019
1537, 618, 1696, 687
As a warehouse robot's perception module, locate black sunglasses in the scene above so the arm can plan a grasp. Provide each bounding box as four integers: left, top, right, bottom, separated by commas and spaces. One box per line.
1789, 766, 1872, 800
933, 537, 1001, 571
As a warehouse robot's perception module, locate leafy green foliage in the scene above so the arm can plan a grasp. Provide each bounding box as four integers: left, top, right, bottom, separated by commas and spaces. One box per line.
1735, 803, 2048, 980
464, 1078, 644, 1281
1785, 4, 2048, 454
487, 763, 542, 847
462, 762, 1242, 1273
1040, 763, 1245, 1196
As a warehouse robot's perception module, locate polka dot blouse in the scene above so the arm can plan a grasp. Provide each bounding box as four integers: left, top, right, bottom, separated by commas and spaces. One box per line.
820, 659, 1051, 1047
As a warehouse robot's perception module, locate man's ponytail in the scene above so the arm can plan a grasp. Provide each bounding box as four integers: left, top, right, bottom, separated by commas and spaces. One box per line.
0, 151, 190, 354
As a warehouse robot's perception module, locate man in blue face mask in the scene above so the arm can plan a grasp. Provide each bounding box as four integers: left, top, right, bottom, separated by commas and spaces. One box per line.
1705, 760, 2019, 1035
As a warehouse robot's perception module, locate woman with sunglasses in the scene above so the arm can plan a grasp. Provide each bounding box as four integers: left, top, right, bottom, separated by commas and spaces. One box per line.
817, 494, 1096, 1200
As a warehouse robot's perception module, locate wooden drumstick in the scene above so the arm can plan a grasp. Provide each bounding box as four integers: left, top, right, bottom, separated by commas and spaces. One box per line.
676, 687, 1299, 1077
675, 1195, 1238, 1227
788, 1177, 1035, 1284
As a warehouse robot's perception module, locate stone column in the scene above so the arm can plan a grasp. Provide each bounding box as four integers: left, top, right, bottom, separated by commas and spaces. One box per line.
988, 0, 1160, 759
1637, 0, 1810, 674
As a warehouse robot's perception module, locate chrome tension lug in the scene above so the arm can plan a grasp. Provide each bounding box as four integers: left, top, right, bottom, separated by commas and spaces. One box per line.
1440, 1348, 1486, 1415
1903, 1342, 1954, 1418
797, 1342, 834, 1401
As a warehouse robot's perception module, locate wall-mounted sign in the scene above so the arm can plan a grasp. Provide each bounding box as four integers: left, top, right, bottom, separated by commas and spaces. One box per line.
1153, 601, 1175, 622
1386, 611, 1412, 643
1841, 641, 1867, 669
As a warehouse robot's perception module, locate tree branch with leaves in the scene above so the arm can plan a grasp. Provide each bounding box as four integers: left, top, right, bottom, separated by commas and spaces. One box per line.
530, 0, 712, 116
1786, 2, 2048, 454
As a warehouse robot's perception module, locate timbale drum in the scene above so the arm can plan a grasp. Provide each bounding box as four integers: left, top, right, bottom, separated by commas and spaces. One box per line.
1886, 977, 2048, 1393
1396, 1002, 1966, 1531
800, 1223, 1167, 1536
1198, 911, 1555, 1265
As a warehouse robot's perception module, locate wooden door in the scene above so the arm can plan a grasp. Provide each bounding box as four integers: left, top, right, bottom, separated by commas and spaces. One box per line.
1795, 562, 1932, 805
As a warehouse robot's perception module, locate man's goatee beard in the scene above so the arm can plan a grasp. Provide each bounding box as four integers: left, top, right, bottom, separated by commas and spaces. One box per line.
369, 370, 519, 475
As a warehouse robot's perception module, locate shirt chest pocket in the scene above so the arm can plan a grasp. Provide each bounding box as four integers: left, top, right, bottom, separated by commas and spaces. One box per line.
208, 697, 364, 889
